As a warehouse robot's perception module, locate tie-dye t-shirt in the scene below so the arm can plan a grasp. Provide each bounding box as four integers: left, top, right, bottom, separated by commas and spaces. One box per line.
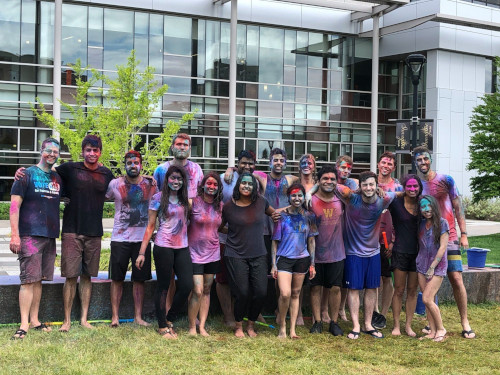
11, 166, 62, 238
106, 177, 158, 242
153, 160, 203, 198
272, 211, 318, 259
378, 178, 403, 245
310, 195, 345, 263
416, 218, 449, 277
337, 186, 396, 257
149, 192, 188, 249
188, 196, 223, 264
421, 173, 459, 242
264, 174, 290, 235
56, 162, 114, 236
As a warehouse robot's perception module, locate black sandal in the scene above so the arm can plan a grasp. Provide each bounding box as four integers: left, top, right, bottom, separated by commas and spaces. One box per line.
11, 329, 27, 340
33, 323, 50, 331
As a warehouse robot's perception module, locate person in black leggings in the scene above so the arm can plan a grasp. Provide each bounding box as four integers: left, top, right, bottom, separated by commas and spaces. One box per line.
137, 165, 193, 339
220, 172, 277, 338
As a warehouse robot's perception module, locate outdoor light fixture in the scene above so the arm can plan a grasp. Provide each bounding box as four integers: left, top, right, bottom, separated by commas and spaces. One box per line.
405, 53, 426, 173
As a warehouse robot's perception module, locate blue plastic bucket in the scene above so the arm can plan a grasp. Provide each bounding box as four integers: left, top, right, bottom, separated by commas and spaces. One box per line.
467, 248, 490, 268
416, 292, 439, 316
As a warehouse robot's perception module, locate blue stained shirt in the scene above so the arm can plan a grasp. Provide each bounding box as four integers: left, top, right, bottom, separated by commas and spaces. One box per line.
272, 211, 318, 259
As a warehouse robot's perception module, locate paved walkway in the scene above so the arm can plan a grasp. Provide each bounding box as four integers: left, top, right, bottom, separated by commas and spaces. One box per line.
0, 219, 499, 276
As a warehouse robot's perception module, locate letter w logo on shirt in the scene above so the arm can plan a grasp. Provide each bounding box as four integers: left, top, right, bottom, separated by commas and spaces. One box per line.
323, 208, 334, 218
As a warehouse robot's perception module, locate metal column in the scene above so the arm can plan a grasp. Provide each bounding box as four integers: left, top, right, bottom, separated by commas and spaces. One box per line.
52, 0, 62, 140
228, 0, 238, 167
370, 14, 380, 173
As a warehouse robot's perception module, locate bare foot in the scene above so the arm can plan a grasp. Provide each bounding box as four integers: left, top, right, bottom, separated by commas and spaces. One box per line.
134, 318, 151, 327
433, 329, 447, 342
257, 314, 266, 324
296, 315, 304, 326
392, 327, 401, 336
110, 318, 119, 328
321, 312, 331, 324
234, 326, 245, 338
278, 329, 287, 339
339, 310, 348, 322
199, 327, 210, 337
224, 319, 236, 329
405, 327, 416, 337
246, 327, 258, 338
419, 333, 435, 340
59, 322, 71, 332
188, 327, 198, 336
80, 320, 94, 329
290, 332, 300, 339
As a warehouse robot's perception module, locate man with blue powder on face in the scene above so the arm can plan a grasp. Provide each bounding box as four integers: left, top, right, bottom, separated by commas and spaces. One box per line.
106, 150, 157, 327
10, 137, 62, 339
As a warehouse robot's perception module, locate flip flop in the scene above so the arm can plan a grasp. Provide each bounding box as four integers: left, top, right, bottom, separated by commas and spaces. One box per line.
461, 329, 475, 339
347, 330, 360, 340
11, 329, 27, 340
362, 329, 384, 339
433, 335, 446, 342
422, 325, 431, 334
32, 323, 51, 332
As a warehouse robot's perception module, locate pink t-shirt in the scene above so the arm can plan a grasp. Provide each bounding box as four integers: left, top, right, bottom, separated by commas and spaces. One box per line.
188, 196, 223, 264
149, 192, 188, 249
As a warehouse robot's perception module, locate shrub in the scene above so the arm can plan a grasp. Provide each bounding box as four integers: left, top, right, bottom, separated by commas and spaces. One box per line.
463, 197, 500, 221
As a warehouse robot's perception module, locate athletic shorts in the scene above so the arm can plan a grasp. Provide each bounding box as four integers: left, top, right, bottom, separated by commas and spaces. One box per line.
215, 243, 229, 284
192, 260, 221, 275
61, 233, 101, 278
390, 250, 417, 273
310, 260, 344, 288
109, 241, 152, 282
18, 236, 56, 285
447, 241, 463, 272
343, 254, 380, 290
380, 244, 392, 278
277, 256, 310, 274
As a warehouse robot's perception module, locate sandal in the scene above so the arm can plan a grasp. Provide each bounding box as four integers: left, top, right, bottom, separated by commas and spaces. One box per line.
32, 323, 51, 332
166, 321, 177, 337
347, 330, 360, 340
158, 327, 177, 339
422, 325, 431, 334
11, 329, 27, 340
461, 329, 475, 339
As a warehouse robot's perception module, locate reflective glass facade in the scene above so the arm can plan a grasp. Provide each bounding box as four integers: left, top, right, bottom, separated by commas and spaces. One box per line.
0, 0, 426, 200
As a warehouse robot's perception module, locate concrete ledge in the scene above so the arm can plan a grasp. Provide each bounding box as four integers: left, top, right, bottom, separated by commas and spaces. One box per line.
0, 267, 498, 324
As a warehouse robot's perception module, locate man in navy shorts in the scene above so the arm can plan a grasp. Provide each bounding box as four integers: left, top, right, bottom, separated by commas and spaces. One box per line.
336, 171, 396, 340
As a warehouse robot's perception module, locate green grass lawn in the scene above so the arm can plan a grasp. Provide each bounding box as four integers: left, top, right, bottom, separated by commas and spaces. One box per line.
0, 304, 499, 375
464, 234, 500, 265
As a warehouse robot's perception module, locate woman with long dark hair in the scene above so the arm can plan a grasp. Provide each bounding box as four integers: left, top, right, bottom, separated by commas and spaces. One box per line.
220, 172, 277, 338
388, 174, 422, 337
136, 165, 192, 339
417, 195, 449, 342
187, 172, 224, 336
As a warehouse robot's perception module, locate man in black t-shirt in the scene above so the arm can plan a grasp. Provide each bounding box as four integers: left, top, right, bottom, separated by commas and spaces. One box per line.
57, 135, 114, 332
10, 137, 62, 339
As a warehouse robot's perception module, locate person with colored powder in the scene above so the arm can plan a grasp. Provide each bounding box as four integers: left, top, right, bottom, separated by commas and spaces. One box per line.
187, 172, 224, 336
388, 174, 422, 337
372, 152, 403, 330
153, 133, 203, 197
308, 165, 346, 337
105, 150, 157, 327
220, 172, 277, 338
416, 195, 449, 342
271, 183, 317, 339
335, 155, 359, 323
216, 150, 266, 328
9, 137, 62, 339
57, 135, 114, 331
413, 146, 475, 339
335, 171, 397, 339
136, 166, 192, 339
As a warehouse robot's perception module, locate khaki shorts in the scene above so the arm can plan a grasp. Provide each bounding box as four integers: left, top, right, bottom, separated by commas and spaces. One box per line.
19, 236, 56, 285
61, 233, 101, 278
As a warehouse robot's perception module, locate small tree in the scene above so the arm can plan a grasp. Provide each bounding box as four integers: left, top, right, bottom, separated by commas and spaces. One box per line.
33, 50, 193, 175
467, 57, 500, 202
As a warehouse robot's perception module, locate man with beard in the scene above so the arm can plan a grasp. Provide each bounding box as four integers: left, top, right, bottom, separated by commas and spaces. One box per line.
413, 146, 474, 339
154, 133, 203, 197
372, 152, 402, 330
10, 138, 62, 339
309, 165, 345, 337
106, 150, 157, 327
336, 171, 396, 340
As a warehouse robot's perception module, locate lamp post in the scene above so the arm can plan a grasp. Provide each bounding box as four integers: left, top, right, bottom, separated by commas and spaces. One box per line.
405, 54, 426, 173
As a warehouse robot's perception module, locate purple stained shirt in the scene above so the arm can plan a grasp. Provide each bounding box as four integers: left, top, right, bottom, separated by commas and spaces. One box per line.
188, 196, 223, 264
106, 177, 157, 242
337, 185, 396, 257
416, 218, 449, 277
378, 178, 403, 245
153, 160, 203, 198
421, 173, 459, 242
310, 195, 345, 263
149, 192, 187, 249
272, 211, 318, 259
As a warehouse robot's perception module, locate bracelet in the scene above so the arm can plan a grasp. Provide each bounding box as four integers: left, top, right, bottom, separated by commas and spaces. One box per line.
461, 232, 467, 236
138, 253, 145, 256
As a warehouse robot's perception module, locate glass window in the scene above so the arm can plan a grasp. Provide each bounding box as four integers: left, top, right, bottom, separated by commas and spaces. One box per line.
103, 9, 133, 70
0, 0, 21, 63
149, 14, 163, 73
0, 128, 17, 150
164, 15, 191, 56
307, 142, 328, 161
87, 7, 103, 70
353, 144, 370, 163
39, 2, 54, 65
205, 20, 220, 80
62, 4, 88, 66
294, 142, 305, 159
258, 27, 284, 100
19, 128, 34, 151
20, 0, 36, 64
164, 55, 191, 77
134, 13, 149, 69
329, 143, 340, 161
204, 138, 217, 157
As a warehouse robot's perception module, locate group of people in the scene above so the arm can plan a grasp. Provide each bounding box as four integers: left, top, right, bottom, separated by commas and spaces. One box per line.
9, 132, 475, 342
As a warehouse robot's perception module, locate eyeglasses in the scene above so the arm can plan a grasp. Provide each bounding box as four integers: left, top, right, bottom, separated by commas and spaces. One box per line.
42, 149, 59, 155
